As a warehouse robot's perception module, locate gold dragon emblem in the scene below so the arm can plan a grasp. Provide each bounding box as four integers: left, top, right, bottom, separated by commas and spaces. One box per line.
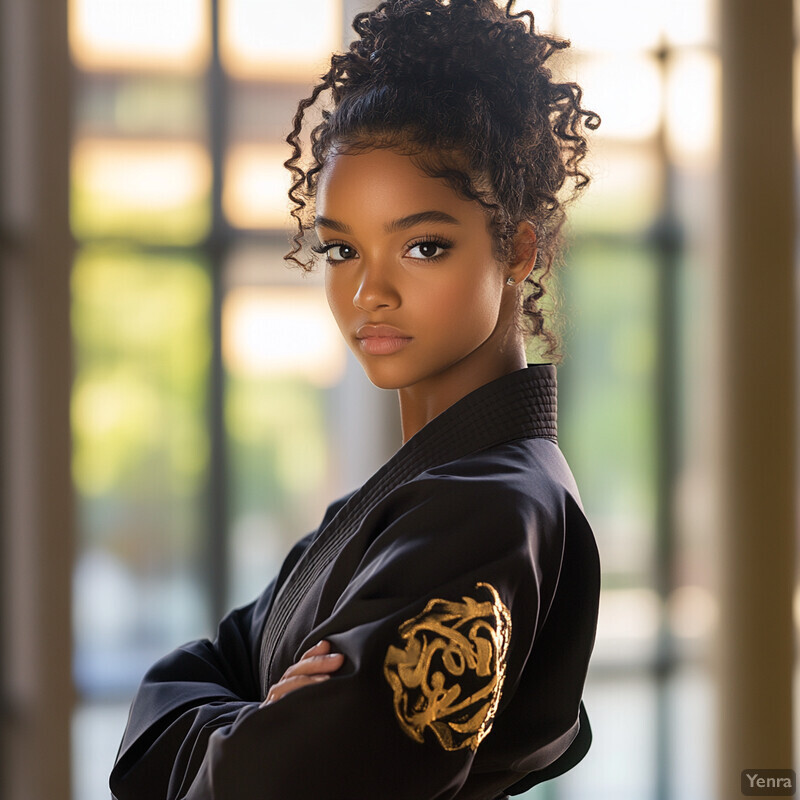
383, 581, 512, 751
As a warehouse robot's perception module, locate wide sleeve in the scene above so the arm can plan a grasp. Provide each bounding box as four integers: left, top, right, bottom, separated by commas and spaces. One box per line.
173, 474, 583, 800
109, 528, 318, 800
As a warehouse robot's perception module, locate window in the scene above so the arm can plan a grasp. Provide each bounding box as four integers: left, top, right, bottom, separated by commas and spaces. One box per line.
68, 3, 383, 798
68, 2, 720, 798
533, 1, 719, 797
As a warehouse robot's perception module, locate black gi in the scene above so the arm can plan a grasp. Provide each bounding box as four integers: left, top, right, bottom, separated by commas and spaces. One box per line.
110, 363, 601, 800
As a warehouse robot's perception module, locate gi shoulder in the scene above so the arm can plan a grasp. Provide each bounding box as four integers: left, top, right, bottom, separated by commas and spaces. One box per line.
370, 438, 577, 569
429, 437, 574, 524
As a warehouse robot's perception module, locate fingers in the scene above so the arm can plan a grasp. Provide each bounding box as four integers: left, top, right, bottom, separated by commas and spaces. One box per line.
262, 674, 331, 706
283, 650, 344, 680
299, 639, 331, 659
261, 640, 345, 707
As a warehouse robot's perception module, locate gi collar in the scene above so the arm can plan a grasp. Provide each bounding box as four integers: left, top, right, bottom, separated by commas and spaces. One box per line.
259, 363, 558, 693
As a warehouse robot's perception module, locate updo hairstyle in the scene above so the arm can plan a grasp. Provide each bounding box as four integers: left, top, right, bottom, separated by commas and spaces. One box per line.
283, 0, 599, 361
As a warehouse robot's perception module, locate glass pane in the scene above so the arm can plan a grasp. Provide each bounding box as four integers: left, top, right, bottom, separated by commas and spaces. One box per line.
220, 0, 343, 81
515, 1, 555, 33
667, 585, 716, 646
557, 0, 662, 52
575, 54, 663, 142
72, 703, 131, 800
671, 243, 718, 652
71, 138, 211, 243
223, 286, 345, 385
223, 142, 293, 230
594, 588, 663, 663
229, 82, 312, 142
223, 239, 324, 287
75, 75, 206, 140
548, 673, 659, 799
663, 0, 716, 47
69, 0, 210, 74
223, 282, 347, 607
71, 246, 212, 696
558, 242, 658, 594
570, 141, 663, 235
665, 50, 720, 169
667, 666, 715, 800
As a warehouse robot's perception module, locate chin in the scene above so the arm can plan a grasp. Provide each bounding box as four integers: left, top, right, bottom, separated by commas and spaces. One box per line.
361, 367, 407, 391
355, 358, 416, 391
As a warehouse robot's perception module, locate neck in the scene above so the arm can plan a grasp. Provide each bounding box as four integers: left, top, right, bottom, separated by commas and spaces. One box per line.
397, 343, 527, 444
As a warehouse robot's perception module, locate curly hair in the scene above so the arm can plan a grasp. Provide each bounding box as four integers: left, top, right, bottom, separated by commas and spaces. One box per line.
283, 0, 599, 361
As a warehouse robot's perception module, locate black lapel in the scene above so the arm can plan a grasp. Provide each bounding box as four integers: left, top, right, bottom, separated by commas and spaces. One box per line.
259, 364, 558, 694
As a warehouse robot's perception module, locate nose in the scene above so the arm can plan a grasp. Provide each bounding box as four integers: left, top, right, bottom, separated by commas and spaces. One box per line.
352, 259, 400, 312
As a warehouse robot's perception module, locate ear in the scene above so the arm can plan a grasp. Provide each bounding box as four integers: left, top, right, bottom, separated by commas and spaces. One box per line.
506, 221, 538, 286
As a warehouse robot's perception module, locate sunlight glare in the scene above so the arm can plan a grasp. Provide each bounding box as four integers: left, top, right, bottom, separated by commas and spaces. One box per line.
579, 55, 662, 141
223, 287, 346, 387
558, 0, 662, 52
72, 139, 211, 211
221, 0, 342, 80
663, 0, 715, 46
513, 1, 555, 34
223, 144, 293, 230
666, 52, 720, 168
69, 0, 209, 73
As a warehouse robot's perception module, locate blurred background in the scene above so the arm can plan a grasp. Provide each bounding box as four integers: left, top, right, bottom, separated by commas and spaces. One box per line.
0, 0, 796, 799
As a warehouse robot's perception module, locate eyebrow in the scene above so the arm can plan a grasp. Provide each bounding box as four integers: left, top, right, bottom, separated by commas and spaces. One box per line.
314, 210, 462, 235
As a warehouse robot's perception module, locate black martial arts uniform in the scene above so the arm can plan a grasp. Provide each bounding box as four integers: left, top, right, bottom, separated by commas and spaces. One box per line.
110, 363, 601, 800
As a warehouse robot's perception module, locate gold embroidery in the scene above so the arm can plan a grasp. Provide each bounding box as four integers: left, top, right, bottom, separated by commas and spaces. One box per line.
383, 581, 512, 751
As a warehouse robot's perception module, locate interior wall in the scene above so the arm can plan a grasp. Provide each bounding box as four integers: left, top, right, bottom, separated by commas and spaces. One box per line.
715, 1, 797, 797
0, 0, 74, 798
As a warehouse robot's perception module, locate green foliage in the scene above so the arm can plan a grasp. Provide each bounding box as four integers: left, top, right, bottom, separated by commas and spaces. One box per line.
71, 248, 211, 562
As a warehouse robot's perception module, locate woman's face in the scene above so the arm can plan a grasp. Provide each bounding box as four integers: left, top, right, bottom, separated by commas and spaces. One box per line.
316, 147, 522, 394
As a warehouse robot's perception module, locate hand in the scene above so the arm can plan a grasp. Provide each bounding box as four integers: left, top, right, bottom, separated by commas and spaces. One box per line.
261, 640, 344, 707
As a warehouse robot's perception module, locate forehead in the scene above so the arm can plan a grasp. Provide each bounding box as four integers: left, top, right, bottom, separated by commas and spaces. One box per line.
315, 148, 486, 225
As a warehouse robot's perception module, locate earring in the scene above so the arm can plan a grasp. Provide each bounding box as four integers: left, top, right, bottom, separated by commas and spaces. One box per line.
506, 277, 516, 285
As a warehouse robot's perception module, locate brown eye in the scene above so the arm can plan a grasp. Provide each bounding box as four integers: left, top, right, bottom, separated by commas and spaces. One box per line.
317, 243, 357, 262
416, 243, 439, 258
407, 240, 451, 260
331, 245, 356, 260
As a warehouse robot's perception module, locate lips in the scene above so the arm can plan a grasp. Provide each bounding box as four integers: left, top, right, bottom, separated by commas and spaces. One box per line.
356, 323, 412, 339
355, 323, 413, 356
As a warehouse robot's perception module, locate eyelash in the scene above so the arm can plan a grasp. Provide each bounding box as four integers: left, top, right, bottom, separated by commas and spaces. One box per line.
310, 240, 353, 262
406, 236, 453, 262
311, 235, 454, 263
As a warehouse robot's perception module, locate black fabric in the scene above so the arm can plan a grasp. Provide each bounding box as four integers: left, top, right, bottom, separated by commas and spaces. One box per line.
506, 700, 592, 794
110, 364, 601, 800
258, 365, 558, 693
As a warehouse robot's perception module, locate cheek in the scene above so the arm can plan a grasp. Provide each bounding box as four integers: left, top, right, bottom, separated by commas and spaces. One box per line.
420, 265, 501, 332
325, 266, 347, 311
324, 270, 350, 330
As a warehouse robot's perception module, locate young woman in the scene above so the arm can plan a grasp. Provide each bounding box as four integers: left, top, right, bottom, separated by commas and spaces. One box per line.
110, 1, 601, 798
